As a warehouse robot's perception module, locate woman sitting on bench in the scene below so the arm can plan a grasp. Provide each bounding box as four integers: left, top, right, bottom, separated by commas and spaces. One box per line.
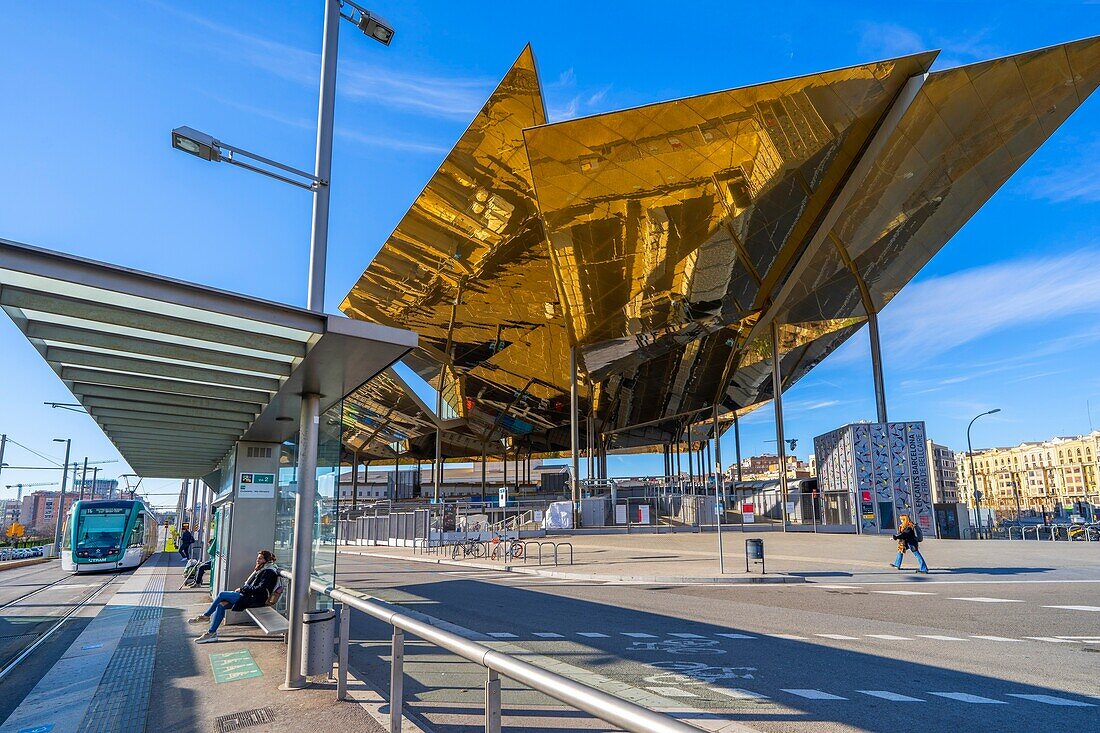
189, 550, 278, 643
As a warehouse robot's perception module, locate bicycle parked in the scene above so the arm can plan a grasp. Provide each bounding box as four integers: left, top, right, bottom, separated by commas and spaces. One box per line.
488, 534, 524, 561
451, 537, 485, 560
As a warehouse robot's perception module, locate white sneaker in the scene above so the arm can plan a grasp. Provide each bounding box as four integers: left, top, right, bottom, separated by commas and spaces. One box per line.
195, 632, 219, 643
187, 615, 209, 624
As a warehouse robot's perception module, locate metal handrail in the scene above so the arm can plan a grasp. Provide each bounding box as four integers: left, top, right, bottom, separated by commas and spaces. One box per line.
282, 570, 702, 733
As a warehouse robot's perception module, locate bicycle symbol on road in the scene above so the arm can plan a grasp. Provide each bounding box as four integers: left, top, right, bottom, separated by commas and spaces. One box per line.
644, 661, 757, 686
628, 639, 726, 655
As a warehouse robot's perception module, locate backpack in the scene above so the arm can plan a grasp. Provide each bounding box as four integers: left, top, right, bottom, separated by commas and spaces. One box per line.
914, 525, 924, 543
267, 580, 285, 607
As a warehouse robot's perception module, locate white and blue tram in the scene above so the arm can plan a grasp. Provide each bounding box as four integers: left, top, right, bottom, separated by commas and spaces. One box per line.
60, 499, 159, 572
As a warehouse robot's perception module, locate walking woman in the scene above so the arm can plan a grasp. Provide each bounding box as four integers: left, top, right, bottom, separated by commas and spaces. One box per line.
189, 550, 279, 643
891, 515, 928, 573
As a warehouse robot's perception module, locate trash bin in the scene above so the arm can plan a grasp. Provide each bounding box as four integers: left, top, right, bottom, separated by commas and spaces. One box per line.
301, 608, 336, 677
745, 538, 765, 573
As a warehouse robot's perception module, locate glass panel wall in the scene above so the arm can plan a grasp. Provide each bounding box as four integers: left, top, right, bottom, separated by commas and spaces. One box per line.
314, 399, 343, 581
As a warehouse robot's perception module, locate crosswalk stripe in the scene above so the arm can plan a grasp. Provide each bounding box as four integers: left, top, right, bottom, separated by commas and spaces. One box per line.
918, 635, 967, 641
533, 632, 564, 638
646, 686, 697, 697
816, 634, 859, 640
971, 636, 1023, 642
668, 633, 706, 638
1043, 605, 1100, 612
783, 689, 847, 700
487, 632, 517, 638
1006, 694, 1095, 706
711, 688, 769, 700
950, 597, 1023, 603
866, 634, 913, 640
717, 633, 756, 639
930, 692, 1006, 704
858, 690, 924, 702
577, 632, 608, 638
1024, 636, 1078, 643
622, 632, 658, 638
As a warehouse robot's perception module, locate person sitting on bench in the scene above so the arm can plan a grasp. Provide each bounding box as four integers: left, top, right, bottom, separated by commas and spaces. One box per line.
188, 550, 278, 643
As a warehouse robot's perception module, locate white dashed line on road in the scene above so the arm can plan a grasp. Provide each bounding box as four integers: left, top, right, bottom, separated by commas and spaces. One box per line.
1043, 605, 1100, 612
668, 633, 706, 638
866, 634, 913, 640
783, 689, 847, 700
917, 635, 967, 641
930, 692, 1006, 704
1007, 694, 1095, 706
971, 636, 1023, 642
815, 634, 859, 640
767, 633, 808, 640
857, 690, 924, 702
949, 597, 1023, 603
622, 632, 657, 638
533, 632, 563, 638
577, 632, 608, 638
711, 688, 769, 700
1024, 636, 1078, 643
717, 633, 756, 639
487, 632, 517, 638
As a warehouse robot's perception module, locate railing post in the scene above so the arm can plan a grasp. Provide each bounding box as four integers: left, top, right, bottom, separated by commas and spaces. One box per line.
337, 603, 350, 701
485, 668, 501, 733
390, 628, 404, 733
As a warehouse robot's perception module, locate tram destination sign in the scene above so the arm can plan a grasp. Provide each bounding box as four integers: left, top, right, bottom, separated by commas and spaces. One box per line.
238, 472, 276, 499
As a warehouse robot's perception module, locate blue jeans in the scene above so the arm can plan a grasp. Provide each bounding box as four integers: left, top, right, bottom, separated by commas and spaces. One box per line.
205, 591, 241, 633
894, 549, 928, 572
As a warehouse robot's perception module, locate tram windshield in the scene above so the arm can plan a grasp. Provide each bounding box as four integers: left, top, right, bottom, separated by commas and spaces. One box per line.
76, 506, 129, 551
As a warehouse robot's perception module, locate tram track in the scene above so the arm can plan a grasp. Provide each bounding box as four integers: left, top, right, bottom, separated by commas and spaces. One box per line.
0, 573, 120, 683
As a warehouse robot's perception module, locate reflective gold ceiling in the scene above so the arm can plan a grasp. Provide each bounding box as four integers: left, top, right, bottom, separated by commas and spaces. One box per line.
341, 38, 1099, 458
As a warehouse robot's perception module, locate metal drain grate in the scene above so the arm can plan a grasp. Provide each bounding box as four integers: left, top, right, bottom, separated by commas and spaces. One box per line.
213, 707, 276, 732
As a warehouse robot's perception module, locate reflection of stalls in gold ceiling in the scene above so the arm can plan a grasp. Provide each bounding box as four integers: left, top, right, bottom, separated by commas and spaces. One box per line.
340, 38, 1100, 460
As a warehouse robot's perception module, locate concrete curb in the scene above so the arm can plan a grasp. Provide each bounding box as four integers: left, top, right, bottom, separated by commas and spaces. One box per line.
337, 549, 804, 584
0, 557, 49, 572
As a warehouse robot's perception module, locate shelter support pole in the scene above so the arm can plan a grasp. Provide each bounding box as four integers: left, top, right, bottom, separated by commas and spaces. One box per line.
868, 310, 889, 424
351, 449, 359, 510
734, 412, 743, 482
285, 392, 320, 690
570, 347, 581, 516
713, 404, 724, 573
771, 323, 789, 531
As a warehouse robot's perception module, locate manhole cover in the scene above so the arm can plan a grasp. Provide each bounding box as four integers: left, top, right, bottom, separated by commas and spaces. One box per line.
214, 707, 275, 732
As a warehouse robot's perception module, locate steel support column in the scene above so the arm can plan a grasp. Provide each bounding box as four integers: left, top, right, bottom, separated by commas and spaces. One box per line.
867, 310, 889, 424
734, 412, 743, 482
351, 449, 359, 510
713, 404, 725, 573
569, 347, 581, 512
771, 323, 789, 531
285, 392, 321, 690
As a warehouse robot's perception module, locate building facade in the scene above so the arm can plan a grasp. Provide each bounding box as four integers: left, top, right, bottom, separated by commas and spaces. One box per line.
955, 431, 1100, 516
925, 441, 960, 504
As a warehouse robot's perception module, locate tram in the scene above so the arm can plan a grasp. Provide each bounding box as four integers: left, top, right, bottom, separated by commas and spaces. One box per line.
60, 499, 159, 572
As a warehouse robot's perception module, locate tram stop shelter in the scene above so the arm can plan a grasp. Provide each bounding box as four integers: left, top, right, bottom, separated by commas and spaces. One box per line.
0, 236, 417, 685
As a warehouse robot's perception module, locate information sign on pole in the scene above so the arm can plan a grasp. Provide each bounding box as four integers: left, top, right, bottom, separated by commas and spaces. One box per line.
498, 486, 508, 508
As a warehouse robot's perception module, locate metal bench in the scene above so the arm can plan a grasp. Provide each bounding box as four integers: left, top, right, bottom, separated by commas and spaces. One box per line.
245, 606, 289, 637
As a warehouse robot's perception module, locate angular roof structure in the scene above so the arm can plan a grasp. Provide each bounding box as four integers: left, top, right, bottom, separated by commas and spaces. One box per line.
341, 38, 1099, 460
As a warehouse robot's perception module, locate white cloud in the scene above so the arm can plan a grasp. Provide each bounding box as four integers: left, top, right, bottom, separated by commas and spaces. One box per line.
156, 2, 492, 121
858, 22, 926, 58
873, 249, 1100, 364
1021, 142, 1100, 204
856, 21, 1002, 69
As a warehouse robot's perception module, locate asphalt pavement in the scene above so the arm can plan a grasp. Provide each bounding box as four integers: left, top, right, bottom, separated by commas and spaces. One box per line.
336, 540, 1100, 733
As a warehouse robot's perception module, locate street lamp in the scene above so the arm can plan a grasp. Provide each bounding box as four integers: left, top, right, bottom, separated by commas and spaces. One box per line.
966, 408, 1001, 537
51, 438, 72, 556
171, 0, 394, 692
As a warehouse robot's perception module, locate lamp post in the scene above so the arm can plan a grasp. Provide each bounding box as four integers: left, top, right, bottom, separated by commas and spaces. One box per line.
966, 408, 1000, 537
51, 438, 72, 556
172, 0, 395, 692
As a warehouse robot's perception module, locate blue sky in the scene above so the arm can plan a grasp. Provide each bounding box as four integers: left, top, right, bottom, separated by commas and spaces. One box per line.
0, 2, 1097, 503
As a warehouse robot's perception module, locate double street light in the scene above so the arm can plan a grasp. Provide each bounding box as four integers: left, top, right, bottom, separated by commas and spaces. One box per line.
966, 408, 1001, 537
170, 0, 394, 692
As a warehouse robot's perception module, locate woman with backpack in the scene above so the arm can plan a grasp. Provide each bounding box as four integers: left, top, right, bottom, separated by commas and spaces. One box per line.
189, 550, 280, 643
891, 514, 929, 573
